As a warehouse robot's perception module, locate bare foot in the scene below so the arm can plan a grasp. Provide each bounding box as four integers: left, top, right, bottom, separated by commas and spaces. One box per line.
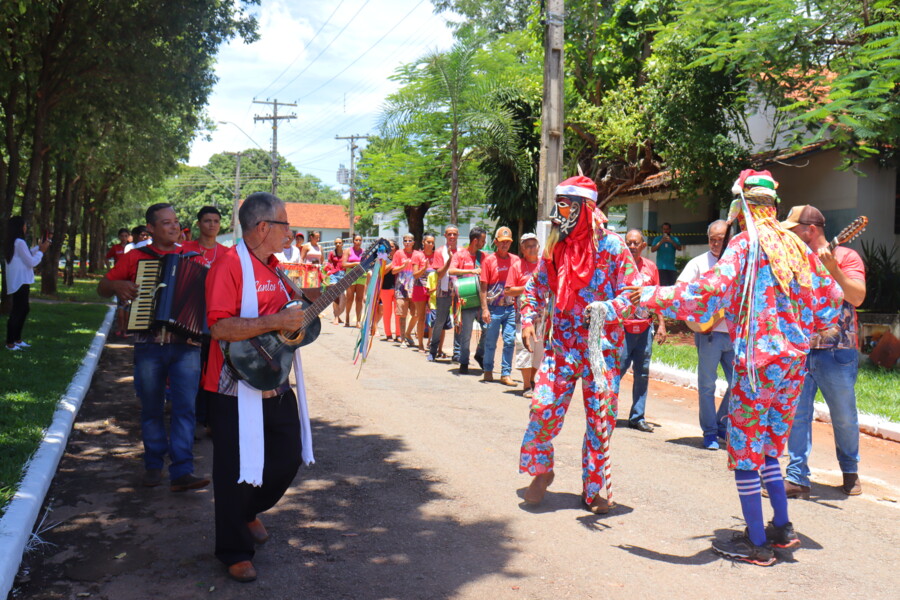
523, 471, 554, 505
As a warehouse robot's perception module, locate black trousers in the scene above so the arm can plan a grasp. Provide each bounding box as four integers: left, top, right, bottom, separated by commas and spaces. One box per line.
658, 269, 678, 286
209, 390, 302, 566
6, 285, 30, 345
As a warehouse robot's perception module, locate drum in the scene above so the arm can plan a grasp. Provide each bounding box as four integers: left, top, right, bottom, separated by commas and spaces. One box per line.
457, 275, 481, 308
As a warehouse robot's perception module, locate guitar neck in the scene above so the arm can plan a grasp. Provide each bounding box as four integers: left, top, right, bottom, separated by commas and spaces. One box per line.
300, 265, 366, 327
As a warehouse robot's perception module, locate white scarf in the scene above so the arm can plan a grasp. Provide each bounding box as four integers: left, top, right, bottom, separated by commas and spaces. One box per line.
236, 241, 314, 487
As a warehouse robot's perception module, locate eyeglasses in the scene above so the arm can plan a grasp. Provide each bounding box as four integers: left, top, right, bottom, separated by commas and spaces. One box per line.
261, 220, 290, 227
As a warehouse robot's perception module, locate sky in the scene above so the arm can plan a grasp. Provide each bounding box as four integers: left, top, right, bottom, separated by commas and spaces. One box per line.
187, 0, 457, 190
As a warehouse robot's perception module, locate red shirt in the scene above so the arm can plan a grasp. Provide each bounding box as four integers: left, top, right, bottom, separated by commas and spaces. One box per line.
204, 247, 292, 395
810, 246, 865, 350
417, 251, 445, 286
449, 247, 483, 272
480, 252, 519, 307
623, 257, 659, 334
105, 243, 126, 265
506, 258, 539, 288
181, 240, 228, 268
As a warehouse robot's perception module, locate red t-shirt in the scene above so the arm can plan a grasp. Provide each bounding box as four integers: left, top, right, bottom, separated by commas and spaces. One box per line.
105, 243, 126, 265
623, 257, 659, 334
480, 253, 519, 307
417, 251, 445, 286
810, 246, 865, 350
391, 249, 424, 294
203, 247, 293, 395
181, 240, 228, 268
449, 248, 482, 271
506, 258, 539, 288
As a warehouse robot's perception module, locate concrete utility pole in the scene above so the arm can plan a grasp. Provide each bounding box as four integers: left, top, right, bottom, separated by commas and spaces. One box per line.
537, 0, 565, 220
335, 134, 369, 238
224, 152, 243, 242
253, 99, 297, 195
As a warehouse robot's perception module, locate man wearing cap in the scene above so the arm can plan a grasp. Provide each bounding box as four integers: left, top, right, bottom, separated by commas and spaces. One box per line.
479, 226, 520, 385
782, 205, 866, 498
620, 229, 667, 433
631, 171, 843, 566
519, 175, 638, 515
505, 233, 542, 397
677, 219, 734, 450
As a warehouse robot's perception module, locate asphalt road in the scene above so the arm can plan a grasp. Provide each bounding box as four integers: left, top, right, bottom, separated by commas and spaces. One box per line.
12, 321, 900, 599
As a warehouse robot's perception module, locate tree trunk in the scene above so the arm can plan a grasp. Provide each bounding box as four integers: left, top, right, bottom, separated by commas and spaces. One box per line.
404, 203, 431, 247
64, 180, 82, 287
449, 132, 459, 225
78, 194, 89, 277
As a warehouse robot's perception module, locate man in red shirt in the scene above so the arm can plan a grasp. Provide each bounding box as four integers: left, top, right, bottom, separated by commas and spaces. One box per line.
620, 229, 667, 432
203, 192, 307, 583
479, 226, 520, 385
782, 205, 866, 497
427, 225, 460, 361
449, 226, 487, 374
504, 232, 541, 396
181, 206, 228, 268
98, 204, 209, 493
105, 228, 131, 267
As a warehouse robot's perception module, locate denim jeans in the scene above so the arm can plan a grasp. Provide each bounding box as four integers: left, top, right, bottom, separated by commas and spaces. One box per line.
695, 332, 734, 437
786, 348, 860, 487
429, 295, 456, 357
133, 342, 201, 479
457, 307, 483, 367
621, 326, 653, 422
482, 304, 516, 376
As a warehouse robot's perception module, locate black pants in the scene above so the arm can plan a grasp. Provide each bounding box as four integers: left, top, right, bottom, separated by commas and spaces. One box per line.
6, 285, 30, 345
209, 390, 302, 566
658, 269, 677, 286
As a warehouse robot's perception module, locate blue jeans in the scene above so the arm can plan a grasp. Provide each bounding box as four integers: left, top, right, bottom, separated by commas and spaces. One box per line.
482, 305, 516, 376
786, 348, 860, 487
695, 332, 734, 437
621, 327, 653, 422
133, 342, 201, 478
429, 295, 455, 357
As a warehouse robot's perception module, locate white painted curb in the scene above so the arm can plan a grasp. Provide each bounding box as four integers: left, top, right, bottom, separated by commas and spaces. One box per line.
649, 360, 900, 443
0, 305, 115, 599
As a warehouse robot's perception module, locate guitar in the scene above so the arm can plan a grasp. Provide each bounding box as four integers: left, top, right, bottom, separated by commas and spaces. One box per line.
223, 238, 391, 391
684, 216, 868, 334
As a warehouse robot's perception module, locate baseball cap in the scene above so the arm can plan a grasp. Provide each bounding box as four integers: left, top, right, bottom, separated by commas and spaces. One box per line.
781, 205, 825, 229
520, 232, 538, 242
495, 226, 513, 242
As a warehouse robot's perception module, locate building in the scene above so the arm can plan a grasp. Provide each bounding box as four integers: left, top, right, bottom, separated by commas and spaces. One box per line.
284, 203, 352, 243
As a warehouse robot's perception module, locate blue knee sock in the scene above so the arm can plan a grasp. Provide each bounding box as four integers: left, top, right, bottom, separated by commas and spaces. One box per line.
761, 456, 789, 527
735, 469, 766, 546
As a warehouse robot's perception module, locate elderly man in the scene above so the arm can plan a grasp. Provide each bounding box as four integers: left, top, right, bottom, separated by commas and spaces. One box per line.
427, 225, 460, 362
620, 229, 667, 432
632, 170, 843, 566
519, 175, 638, 515
782, 205, 866, 498
480, 226, 520, 385
98, 204, 210, 492
505, 232, 542, 397
203, 192, 312, 582
677, 220, 734, 450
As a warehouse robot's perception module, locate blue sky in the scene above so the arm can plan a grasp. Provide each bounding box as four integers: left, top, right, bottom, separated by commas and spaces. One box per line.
188, 0, 457, 190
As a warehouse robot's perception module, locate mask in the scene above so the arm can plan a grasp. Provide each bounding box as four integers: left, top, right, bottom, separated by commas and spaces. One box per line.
549, 195, 583, 243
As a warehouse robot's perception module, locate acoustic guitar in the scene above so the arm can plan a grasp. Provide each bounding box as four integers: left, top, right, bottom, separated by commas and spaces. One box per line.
684, 216, 868, 334
223, 238, 391, 391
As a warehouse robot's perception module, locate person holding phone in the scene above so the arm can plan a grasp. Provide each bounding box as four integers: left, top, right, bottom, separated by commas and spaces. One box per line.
4, 216, 50, 351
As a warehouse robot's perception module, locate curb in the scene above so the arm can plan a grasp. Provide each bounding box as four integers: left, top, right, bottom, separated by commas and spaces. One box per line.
0, 305, 115, 599
648, 361, 900, 444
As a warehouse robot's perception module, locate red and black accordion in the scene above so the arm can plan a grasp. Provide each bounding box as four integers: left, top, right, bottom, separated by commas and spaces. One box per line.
126, 253, 210, 340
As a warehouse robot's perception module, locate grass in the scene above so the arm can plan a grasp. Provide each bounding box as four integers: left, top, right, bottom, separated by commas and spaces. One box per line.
33, 273, 108, 303
652, 341, 900, 423
0, 302, 108, 515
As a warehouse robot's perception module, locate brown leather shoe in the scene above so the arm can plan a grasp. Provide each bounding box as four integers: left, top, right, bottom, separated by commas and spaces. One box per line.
784, 480, 811, 499
841, 473, 862, 496
170, 473, 210, 492
482, 372, 494, 382
228, 560, 257, 583
523, 471, 554, 505
247, 518, 269, 545
589, 496, 615, 514
499, 375, 516, 386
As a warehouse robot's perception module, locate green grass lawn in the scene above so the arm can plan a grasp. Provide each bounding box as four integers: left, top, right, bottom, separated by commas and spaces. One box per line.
0, 302, 108, 515
653, 342, 900, 422
33, 274, 108, 303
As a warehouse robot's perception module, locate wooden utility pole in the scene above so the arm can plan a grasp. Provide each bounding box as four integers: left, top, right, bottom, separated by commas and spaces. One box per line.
335, 134, 369, 237
537, 0, 565, 220
253, 99, 296, 195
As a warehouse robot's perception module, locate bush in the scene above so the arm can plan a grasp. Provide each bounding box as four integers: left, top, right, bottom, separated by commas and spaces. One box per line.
860, 241, 900, 313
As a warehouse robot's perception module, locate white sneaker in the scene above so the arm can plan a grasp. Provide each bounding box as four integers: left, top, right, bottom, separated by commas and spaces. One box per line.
6, 344, 23, 351
15, 341, 31, 348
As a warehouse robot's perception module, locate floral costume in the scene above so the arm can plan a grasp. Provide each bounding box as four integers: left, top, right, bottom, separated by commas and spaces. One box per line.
519, 182, 638, 506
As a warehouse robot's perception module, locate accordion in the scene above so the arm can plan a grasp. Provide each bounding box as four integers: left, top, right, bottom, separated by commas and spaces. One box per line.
126, 254, 210, 340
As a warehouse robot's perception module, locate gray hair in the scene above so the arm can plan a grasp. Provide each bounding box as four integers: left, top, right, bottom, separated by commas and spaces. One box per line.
625, 228, 645, 242
708, 219, 728, 235
239, 192, 282, 231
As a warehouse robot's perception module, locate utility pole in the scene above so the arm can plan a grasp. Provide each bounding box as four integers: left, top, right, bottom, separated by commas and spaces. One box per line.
253, 99, 296, 195
224, 152, 243, 242
537, 0, 565, 220
335, 134, 369, 237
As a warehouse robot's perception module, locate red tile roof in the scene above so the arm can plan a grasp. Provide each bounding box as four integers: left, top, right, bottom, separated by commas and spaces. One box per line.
284, 203, 351, 229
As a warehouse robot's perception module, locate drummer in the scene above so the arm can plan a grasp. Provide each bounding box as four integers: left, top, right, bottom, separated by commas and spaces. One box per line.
448, 227, 488, 375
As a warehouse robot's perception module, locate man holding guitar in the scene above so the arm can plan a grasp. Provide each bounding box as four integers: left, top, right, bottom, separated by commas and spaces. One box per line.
203, 192, 308, 583
781, 205, 867, 498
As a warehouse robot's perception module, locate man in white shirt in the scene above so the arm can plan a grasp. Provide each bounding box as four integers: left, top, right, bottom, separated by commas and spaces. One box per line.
677, 219, 733, 450
427, 225, 460, 361
274, 231, 302, 264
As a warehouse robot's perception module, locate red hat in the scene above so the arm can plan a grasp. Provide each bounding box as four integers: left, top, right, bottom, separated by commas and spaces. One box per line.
555, 175, 598, 202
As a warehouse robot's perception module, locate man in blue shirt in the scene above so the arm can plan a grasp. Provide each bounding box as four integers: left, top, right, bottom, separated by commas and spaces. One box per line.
650, 222, 682, 285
